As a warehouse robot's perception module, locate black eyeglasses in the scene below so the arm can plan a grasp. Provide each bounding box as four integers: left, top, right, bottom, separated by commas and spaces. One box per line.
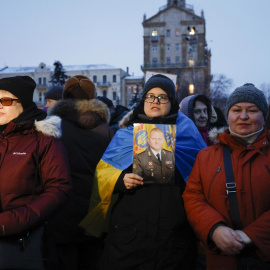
0, 97, 21, 106
144, 94, 169, 104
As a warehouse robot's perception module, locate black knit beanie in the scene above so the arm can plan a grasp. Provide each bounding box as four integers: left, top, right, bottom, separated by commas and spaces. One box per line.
142, 74, 176, 99
226, 83, 268, 119
0, 76, 36, 110
45, 85, 63, 100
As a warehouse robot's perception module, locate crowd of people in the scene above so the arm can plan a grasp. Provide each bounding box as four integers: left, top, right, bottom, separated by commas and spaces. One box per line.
0, 74, 269, 270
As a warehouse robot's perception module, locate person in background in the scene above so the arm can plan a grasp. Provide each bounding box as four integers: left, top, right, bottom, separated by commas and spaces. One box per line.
44, 85, 63, 110
80, 74, 206, 270
97, 96, 130, 133
183, 83, 270, 270
0, 76, 71, 269
47, 75, 114, 270
264, 105, 270, 130
211, 106, 228, 128
180, 94, 224, 146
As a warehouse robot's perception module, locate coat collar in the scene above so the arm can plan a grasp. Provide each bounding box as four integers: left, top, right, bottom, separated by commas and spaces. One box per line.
2, 116, 62, 139
209, 127, 270, 150
48, 99, 110, 128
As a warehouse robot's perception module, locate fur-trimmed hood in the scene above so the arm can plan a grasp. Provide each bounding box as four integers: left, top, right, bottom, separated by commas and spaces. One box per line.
35, 116, 62, 138
48, 99, 110, 129
119, 110, 133, 128
2, 116, 62, 139
208, 127, 228, 144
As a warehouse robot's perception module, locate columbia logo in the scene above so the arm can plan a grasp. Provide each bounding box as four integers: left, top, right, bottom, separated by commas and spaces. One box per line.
13, 152, 26, 155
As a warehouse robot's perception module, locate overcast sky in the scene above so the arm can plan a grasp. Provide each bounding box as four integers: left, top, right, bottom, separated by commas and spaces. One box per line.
1, 0, 269, 93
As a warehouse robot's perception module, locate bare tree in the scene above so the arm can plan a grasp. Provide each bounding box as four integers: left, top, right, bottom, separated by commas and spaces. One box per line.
210, 74, 233, 100
210, 74, 233, 117
260, 83, 270, 103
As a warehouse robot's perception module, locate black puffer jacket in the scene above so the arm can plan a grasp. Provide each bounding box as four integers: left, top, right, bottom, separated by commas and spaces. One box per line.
48, 99, 114, 243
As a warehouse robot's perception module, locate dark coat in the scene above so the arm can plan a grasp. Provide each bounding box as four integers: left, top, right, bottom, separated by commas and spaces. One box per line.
48, 99, 114, 243
0, 116, 71, 236
102, 112, 197, 270
109, 105, 129, 133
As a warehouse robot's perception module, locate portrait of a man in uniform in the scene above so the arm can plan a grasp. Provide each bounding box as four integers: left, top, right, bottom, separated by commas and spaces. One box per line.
133, 127, 175, 184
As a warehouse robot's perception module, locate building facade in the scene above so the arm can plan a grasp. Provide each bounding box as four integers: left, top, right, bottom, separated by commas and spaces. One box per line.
141, 0, 212, 101
0, 63, 128, 107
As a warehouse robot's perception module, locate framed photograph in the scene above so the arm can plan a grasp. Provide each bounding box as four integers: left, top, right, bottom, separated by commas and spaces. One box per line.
133, 123, 176, 184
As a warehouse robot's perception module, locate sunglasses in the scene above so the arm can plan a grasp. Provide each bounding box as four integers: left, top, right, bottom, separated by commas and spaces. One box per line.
0, 97, 21, 106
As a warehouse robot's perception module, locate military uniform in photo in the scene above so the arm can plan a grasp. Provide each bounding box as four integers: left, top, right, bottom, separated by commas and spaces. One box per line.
133, 146, 175, 184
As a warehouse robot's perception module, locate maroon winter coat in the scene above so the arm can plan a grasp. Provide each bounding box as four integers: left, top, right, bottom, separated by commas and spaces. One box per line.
0, 116, 71, 236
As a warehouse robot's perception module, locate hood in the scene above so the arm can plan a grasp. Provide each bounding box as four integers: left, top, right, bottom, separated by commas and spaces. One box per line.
179, 95, 195, 118
208, 127, 228, 144
179, 94, 212, 125
35, 116, 62, 138
2, 116, 62, 139
119, 110, 134, 128
48, 99, 110, 129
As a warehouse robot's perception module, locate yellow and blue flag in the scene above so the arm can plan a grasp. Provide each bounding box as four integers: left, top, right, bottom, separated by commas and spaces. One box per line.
79, 111, 206, 237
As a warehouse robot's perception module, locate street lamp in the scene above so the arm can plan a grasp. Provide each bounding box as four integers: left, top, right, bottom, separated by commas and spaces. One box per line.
189, 84, 195, 94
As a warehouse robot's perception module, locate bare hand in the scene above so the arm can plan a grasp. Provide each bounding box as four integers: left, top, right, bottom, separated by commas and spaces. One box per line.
235, 230, 252, 245
212, 226, 245, 255
123, 173, 143, 189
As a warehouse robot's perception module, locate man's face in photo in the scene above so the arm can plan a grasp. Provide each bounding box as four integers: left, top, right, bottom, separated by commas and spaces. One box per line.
148, 130, 165, 152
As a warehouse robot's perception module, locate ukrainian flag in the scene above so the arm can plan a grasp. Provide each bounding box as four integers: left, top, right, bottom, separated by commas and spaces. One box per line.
79, 111, 206, 237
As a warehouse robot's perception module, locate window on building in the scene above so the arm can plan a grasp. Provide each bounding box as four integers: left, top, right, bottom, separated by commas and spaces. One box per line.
166, 57, 171, 65
151, 30, 159, 42
152, 58, 158, 67
38, 78, 42, 85
39, 92, 42, 102
103, 90, 107, 97
93, 75, 97, 83
113, 75, 117, 83
103, 75, 107, 83
176, 43, 180, 51
152, 30, 158, 37
175, 28, 180, 36
166, 29, 171, 37
152, 45, 158, 52
113, 91, 117, 100
167, 44, 170, 52
189, 59, 194, 67
43, 77, 46, 85
175, 56, 180, 64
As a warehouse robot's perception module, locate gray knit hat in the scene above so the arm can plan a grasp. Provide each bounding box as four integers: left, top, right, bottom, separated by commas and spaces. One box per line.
226, 83, 268, 119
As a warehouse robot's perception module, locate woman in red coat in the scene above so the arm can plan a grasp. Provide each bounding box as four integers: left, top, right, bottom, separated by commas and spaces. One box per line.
0, 76, 71, 269
183, 83, 270, 270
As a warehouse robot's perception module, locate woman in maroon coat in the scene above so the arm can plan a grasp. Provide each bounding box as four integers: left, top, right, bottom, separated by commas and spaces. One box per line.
183, 83, 270, 270
0, 76, 71, 269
